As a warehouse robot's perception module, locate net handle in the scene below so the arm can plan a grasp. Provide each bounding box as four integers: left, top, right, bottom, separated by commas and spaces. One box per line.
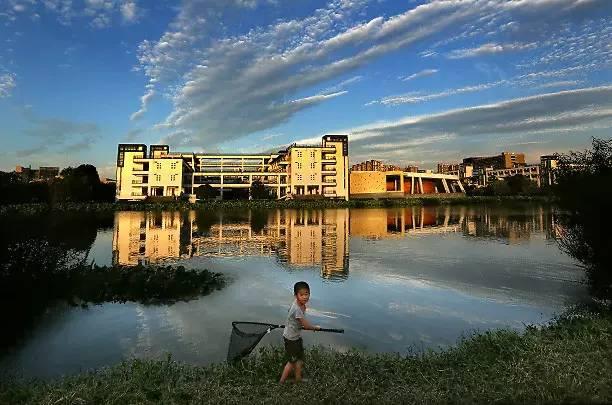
317, 328, 344, 333
232, 322, 344, 334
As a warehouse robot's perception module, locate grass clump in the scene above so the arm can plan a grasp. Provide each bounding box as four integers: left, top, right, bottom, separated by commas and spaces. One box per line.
2, 307, 611, 404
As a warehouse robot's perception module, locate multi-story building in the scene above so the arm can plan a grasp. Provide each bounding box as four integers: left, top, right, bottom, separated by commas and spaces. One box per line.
351, 159, 401, 172
437, 163, 461, 174
115, 135, 349, 201
463, 152, 525, 171
482, 165, 541, 186
540, 155, 558, 186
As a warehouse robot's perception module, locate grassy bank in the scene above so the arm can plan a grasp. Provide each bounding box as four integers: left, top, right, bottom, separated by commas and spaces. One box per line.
0, 195, 555, 215
2, 307, 610, 404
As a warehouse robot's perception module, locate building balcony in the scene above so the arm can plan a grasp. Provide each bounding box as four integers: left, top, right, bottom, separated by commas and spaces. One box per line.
132, 180, 147, 185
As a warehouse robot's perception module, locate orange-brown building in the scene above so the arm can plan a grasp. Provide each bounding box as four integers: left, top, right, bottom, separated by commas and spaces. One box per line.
349, 170, 464, 199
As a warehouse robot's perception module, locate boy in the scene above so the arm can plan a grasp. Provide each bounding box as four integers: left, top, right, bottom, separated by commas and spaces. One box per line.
279, 281, 320, 384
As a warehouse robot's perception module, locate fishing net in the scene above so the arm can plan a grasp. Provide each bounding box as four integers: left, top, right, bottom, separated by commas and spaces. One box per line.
227, 322, 282, 362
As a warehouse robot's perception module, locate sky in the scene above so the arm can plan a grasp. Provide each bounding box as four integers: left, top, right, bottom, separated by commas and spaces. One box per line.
0, 0, 611, 178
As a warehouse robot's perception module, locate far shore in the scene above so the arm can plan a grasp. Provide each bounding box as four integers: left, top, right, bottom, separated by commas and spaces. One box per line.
0, 195, 555, 215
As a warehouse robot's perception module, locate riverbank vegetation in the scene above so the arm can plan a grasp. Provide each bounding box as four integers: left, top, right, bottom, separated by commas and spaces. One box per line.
2, 305, 610, 404
0, 233, 225, 348
0, 194, 554, 216
553, 138, 612, 300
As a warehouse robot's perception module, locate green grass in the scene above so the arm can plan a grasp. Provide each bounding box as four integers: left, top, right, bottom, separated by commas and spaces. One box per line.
0, 195, 555, 216
2, 307, 610, 404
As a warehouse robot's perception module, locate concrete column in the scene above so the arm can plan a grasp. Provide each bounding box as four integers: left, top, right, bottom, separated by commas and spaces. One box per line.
418, 177, 424, 194
411, 176, 414, 195
442, 178, 450, 193
220, 174, 224, 199
457, 180, 466, 193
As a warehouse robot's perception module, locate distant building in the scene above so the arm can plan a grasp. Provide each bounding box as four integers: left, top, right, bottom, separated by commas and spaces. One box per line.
463, 152, 526, 171
351, 160, 401, 172
540, 155, 558, 186
482, 165, 541, 187
15, 165, 59, 182
404, 165, 419, 173
437, 163, 460, 174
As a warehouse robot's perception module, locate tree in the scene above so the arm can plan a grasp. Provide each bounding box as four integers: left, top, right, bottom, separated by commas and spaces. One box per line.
195, 183, 217, 200
249, 180, 274, 200
553, 138, 612, 299
505, 174, 537, 195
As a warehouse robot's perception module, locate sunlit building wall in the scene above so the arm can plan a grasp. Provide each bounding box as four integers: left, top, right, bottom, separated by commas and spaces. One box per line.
115, 135, 349, 201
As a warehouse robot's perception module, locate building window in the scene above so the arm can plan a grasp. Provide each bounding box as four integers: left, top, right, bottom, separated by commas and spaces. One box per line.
310, 174, 315, 181
155, 174, 161, 181
297, 151, 302, 158
156, 162, 162, 170
297, 162, 302, 169
310, 162, 315, 169
311, 151, 315, 158
297, 174, 302, 181
171, 162, 177, 170
170, 174, 177, 182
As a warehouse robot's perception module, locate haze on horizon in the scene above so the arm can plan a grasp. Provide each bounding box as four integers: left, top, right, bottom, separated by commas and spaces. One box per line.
0, 0, 610, 179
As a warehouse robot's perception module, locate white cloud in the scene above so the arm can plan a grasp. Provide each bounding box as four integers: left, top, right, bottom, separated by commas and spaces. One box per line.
130, 0, 607, 148
0, 72, 16, 98
120, 1, 137, 22
447, 42, 537, 59
130, 88, 155, 121
400, 68, 438, 82
348, 86, 612, 160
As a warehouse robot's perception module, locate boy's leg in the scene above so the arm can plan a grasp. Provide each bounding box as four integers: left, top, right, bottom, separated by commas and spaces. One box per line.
279, 361, 294, 384
294, 360, 303, 382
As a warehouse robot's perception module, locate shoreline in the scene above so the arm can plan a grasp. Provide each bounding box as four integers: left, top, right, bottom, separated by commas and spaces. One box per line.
1, 306, 610, 404
0, 195, 555, 215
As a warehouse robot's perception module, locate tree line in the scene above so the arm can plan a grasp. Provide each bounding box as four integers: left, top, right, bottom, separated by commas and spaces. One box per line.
0, 164, 115, 204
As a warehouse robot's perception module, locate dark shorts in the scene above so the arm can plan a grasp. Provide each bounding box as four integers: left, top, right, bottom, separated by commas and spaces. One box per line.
284, 337, 304, 363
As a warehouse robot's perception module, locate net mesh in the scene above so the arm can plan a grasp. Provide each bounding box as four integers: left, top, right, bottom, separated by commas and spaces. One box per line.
227, 322, 281, 362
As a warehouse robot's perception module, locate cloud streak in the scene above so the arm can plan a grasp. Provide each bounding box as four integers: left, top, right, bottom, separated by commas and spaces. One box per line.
447, 42, 537, 59
133, 0, 607, 148
348, 86, 612, 161
400, 69, 438, 82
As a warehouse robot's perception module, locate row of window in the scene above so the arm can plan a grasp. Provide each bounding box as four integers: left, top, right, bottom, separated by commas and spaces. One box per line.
295, 150, 317, 158
154, 174, 179, 182
296, 174, 319, 181
154, 162, 179, 170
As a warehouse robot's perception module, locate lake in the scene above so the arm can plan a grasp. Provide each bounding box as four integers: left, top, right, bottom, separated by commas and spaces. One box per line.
0, 204, 588, 379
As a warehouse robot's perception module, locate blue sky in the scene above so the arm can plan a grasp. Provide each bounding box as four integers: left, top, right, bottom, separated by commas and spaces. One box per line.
0, 0, 611, 178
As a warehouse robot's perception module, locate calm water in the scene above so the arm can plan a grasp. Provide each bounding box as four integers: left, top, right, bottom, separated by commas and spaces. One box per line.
0, 204, 588, 378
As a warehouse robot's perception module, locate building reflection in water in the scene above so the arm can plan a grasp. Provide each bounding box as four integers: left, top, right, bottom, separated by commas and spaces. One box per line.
112, 209, 350, 280
112, 205, 559, 280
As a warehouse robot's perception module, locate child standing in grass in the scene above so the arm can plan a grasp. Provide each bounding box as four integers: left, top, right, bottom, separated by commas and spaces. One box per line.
279, 281, 320, 384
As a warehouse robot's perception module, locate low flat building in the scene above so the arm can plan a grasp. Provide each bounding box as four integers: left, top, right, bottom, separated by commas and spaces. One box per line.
115, 135, 349, 201
350, 170, 464, 199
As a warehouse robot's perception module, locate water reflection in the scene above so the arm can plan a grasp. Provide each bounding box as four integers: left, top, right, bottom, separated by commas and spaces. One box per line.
112, 209, 350, 280
112, 205, 560, 281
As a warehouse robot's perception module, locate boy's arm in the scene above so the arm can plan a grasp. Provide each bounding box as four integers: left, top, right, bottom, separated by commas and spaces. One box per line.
298, 317, 321, 331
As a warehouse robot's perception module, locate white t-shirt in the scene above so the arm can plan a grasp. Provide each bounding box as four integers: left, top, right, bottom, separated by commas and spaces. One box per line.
283, 300, 304, 341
